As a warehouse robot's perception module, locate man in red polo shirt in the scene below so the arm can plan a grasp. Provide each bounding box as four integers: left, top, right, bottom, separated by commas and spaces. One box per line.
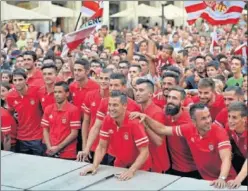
192, 78, 225, 121
41, 81, 81, 159
77, 69, 112, 163
214, 86, 244, 128
1, 107, 17, 151
153, 71, 193, 110
38, 64, 58, 111
135, 78, 170, 173
69, 58, 99, 111
131, 103, 236, 189
77, 73, 140, 163
80, 91, 151, 181
162, 87, 199, 178
6, 68, 44, 155
226, 102, 247, 188
23, 51, 44, 87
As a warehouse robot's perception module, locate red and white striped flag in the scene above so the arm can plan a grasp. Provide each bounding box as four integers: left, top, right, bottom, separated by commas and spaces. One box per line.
234, 42, 247, 61
63, 1, 103, 53
184, 1, 245, 25
210, 27, 219, 54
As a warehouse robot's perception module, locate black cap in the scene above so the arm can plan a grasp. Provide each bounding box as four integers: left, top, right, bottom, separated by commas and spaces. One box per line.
10, 50, 22, 59
118, 49, 127, 55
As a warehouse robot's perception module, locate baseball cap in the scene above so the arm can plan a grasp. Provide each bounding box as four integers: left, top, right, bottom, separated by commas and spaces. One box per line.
10, 50, 22, 59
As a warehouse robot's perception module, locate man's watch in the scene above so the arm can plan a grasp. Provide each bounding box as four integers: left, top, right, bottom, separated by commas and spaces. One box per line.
218, 176, 227, 180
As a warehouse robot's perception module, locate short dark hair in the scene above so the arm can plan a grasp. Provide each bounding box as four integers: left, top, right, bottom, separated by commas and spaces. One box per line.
23, 51, 37, 61
169, 86, 186, 100
166, 66, 181, 76
110, 90, 127, 105
138, 56, 149, 64
130, 64, 141, 72
228, 101, 248, 117
110, 73, 127, 85
224, 86, 244, 97
1, 82, 11, 91
55, 56, 64, 64
195, 55, 205, 61
41, 63, 58, 72
159, 44, 174, 54
162, 71, 180, 85
90, 59, 102, 67
198, 78, 215, 91
54, 81, 69, 92
216, 54, 227, 62
16, 54, 23, 59
231, 55, 245, 66
12, 68, 27, 79
136, 78, 154, 93
101, 68, 113, 74
101, 25, 108, 30
1, 70, 13, 82
75, 58, 90, 70
205, 53, 214, 60
118, 60, 130, 68
206, 61, 219, 70
189, 103, 208, 120
178, 49, 188, 57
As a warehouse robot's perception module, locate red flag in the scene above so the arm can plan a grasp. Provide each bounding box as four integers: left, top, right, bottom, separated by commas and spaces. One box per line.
64, 2, 103, 51
234, 42, 247, 60
184, 1, 245, 25
81, 1, 101, 17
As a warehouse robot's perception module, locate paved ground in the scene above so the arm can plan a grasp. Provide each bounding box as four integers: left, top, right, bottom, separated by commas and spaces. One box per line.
1, 151, 247, 190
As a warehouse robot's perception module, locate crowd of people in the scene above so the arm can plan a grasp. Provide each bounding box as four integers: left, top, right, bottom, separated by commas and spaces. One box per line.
0, 18, 247, 188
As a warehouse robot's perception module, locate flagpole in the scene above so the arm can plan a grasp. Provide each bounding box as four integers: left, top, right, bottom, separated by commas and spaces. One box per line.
226, 24, 235, 43
74, 12, 82, 31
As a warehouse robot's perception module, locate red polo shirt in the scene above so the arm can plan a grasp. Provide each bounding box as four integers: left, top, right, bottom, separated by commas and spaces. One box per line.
6, 86, 43, 141
165, 110, 197, 172
153, 55, 175, 76
41, 101, 81, 159
172, 123, 237, 180
191, 94, 225, 121
37, 86, 55, 111
100, 111, 151, 171
214, 107, 228, 128
226, 126, 247, 158
27, 69, 44, 87
143, 102, 170, 173
152, 91, 193, 109
1, 107, 17, 145
69, 79, 99, 110
96, 97, 141, 121
82, 89, 108, 151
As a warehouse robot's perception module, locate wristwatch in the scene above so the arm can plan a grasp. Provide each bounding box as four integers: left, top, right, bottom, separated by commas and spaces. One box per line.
218, 176, 227, 180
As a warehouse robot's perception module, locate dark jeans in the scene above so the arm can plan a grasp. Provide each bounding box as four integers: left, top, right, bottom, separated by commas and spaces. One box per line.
232, 154, 247, 186
89, 151, 115, 166
16, 139, 45, 156
166, 168, 202, 179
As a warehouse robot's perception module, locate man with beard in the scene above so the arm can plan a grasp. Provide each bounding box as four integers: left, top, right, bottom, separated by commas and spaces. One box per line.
23, 51, 44, 87
214, 86, 244, 128
184, 55, 206, 89
152, 71, 193, 110
193, 78, 225, 121
42, 81, 81, 159
164, 86, 199, 178
130, 103, 237, 189
80, 91, 151, 181
135, 79, 170, 173
226, 102, 247, 188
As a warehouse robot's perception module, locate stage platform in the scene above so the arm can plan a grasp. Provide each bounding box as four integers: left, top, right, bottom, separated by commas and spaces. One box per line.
1, 151, 247, 190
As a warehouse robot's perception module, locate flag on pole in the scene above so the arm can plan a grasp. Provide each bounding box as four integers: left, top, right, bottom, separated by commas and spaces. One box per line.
81, 1, 101, 16
210, 29, 219, 54
184, 1, 246, 25
234, 42, 247, 63
63, 1, 103, 51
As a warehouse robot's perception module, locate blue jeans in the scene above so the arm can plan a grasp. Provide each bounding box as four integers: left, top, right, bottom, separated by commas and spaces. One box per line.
16, 139, 45, 156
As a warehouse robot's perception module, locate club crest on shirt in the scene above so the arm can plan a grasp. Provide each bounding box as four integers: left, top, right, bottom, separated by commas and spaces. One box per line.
244, 145, 247, 150
109, 129, 114, 134
191, 137, 195, 143
209, 144, 214, 151
91, 102, 96, 107
62, 118, 67, 124
14, 100, 19, 105
124, 132, 129, 140
30, 99, 35, 105
49, 114, 53, 119
72, 93, 75, 97
41, 98, 45, 102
